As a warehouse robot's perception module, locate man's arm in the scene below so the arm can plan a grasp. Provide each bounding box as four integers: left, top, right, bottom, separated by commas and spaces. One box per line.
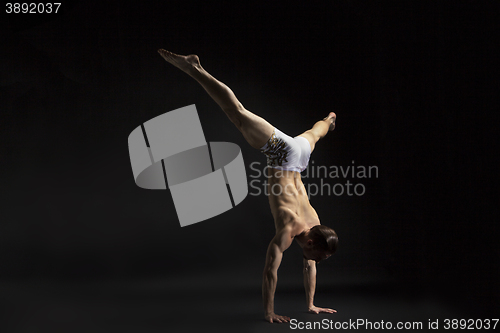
262, 227, 293, 323
303, 259, 337, 314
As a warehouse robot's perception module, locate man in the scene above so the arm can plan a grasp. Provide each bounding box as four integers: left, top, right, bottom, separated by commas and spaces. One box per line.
158, 49, 339, 323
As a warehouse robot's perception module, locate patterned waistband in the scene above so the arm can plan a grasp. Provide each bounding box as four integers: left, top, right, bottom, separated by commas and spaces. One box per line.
260, 129, 289, 167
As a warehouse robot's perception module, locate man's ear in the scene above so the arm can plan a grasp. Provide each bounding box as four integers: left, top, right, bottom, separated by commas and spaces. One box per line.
306, 239, 313, 247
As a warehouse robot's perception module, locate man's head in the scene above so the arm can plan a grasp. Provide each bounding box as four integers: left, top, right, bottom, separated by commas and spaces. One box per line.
302, 225, 338, 263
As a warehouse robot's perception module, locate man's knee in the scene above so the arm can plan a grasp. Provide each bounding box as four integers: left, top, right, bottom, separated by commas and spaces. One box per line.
305, 129, 320, 143
224, 105, 244, 128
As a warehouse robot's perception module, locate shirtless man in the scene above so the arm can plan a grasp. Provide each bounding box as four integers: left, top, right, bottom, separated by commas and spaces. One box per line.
158, 49, 339, 324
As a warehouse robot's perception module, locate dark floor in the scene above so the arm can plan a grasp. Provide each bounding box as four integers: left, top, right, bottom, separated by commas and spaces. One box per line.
1, 266, 477, 333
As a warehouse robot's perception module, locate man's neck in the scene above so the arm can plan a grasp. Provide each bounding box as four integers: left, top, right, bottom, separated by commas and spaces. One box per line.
294, 229, 311, 249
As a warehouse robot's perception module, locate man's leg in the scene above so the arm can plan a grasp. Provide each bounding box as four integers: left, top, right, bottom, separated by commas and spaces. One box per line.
158, 49, 274, 149
298, 113, 336, 152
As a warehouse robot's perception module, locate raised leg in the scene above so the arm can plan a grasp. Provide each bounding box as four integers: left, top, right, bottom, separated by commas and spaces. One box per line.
158, 49, 274, 149
298, 113, 336, 152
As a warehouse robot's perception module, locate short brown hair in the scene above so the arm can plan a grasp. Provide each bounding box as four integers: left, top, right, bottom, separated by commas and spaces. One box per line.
309, 225, 338, 254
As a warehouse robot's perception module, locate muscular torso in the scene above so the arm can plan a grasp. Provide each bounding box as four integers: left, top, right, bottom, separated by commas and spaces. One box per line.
267, 168, 320, 235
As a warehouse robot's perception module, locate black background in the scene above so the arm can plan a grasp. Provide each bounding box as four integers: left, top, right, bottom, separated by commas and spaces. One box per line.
1, 1, 498, 332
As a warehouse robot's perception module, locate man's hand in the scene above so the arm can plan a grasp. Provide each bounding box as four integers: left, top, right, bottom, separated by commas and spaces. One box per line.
308, 305, 337, 314
265, 313, 291, 323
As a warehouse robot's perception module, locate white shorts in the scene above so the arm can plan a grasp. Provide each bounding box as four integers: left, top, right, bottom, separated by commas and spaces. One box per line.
260, 128, 312, 172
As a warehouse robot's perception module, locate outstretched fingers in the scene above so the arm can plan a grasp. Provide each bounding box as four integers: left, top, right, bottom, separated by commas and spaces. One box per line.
266, 313, 291, 324
309, 306, 337, 314
275, 315, 290, 323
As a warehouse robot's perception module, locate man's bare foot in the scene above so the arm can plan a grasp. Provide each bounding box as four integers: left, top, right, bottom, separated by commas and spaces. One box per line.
157, 49, 201, 74
324, 112, 336, 131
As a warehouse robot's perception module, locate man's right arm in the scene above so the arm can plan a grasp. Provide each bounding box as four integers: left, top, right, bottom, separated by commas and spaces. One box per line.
262, 227, 294, 323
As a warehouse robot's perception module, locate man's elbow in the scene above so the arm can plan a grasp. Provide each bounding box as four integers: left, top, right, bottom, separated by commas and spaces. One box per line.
263, 265, 278, 279
303, 261, 315, 273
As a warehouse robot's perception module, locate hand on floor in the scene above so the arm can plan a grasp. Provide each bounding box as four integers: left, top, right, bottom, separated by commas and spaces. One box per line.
308, 305, 337, 314
265, 312, 291, 323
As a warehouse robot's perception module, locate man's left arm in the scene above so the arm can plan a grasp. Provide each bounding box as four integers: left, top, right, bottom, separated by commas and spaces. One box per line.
303, 259, 337, 314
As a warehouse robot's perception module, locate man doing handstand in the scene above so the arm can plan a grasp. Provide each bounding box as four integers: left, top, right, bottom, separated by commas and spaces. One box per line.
158, 49, 339, 324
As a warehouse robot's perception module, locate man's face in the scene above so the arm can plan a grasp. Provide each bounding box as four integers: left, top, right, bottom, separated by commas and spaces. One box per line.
303, 248, 332, 263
